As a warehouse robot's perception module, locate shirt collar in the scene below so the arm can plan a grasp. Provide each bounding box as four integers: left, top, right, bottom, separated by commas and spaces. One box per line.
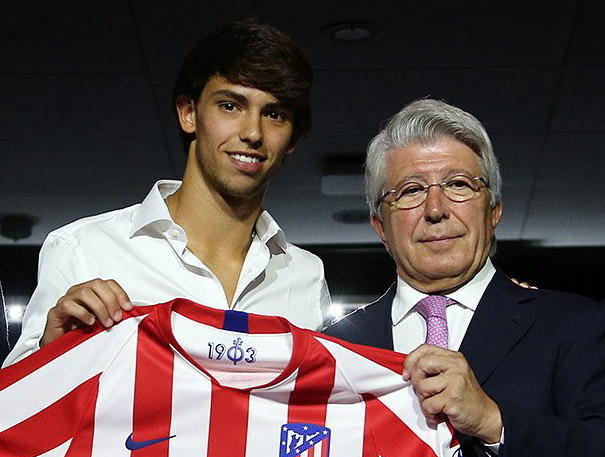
254, 209, 288, 253
130, 180, 181, 237
392, 258, 497, 326
130, 180, 288, 252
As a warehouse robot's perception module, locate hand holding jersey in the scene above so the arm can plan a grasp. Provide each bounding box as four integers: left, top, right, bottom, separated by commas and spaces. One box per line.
41, 279, 132, 347
403, 344, 502, 444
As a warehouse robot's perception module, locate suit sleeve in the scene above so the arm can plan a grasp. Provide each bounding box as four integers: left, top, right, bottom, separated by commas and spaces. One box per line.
3, 233, 89, 367
499, 304, 605, 457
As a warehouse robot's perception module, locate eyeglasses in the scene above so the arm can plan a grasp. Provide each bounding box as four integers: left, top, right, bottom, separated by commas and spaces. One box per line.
380, 174, 488, 210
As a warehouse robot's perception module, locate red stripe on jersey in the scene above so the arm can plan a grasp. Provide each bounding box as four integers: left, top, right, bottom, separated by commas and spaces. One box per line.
316, 334, 406, 374
363, 393, 438, 457
131, 318, 175, 457
0, 305, 158, 389
287, 340, 336, 426
207, 386, 250, 457
65, 378, 100, 456
0, 375, 100, 457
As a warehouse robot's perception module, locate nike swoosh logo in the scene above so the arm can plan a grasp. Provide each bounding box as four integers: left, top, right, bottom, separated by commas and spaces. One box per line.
125, 433, 176, 450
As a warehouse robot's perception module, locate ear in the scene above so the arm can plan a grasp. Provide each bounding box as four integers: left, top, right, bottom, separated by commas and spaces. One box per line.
371, 212, 388, 246
491, 201, 503, 229
284, 138, 298, 156
175, 95, 196, 134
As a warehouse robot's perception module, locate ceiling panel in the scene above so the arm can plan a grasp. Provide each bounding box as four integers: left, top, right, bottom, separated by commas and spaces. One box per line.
0, 0, 143, 74
567, 0, 605, 64
0, 0, 603, 248
535, 132, 605, 186
523, 186, 605, 246
312, 66, 559, 136
551, 65, 605, 131
0, 74, 162, 139
0, 139, 174, 196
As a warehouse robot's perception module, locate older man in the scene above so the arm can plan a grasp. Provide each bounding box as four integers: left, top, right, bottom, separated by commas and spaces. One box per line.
324, 99, 605, 456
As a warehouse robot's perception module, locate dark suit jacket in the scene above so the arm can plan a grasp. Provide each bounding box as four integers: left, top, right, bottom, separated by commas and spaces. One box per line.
0, 281, 9, 364
324, 270, 605, 457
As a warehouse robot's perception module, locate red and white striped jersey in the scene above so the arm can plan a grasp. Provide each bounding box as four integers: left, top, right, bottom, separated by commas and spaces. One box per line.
0, 299, 459, 457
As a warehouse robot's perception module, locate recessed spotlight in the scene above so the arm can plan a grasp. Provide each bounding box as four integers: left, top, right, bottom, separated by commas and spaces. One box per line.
324, 22, 377, 42
332, 209, 369, 224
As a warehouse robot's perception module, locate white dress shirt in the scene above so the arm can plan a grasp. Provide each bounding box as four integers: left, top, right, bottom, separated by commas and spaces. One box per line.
5, 180, 330, 366
392, 259, 496, 354
392, 259, 502, 453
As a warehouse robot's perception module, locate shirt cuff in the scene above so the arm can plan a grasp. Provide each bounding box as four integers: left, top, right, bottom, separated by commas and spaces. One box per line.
482, 427, 504, 455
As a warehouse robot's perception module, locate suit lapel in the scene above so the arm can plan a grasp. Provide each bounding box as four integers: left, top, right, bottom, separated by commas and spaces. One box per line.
365, 283, 396, 350
458, 270, 537, 385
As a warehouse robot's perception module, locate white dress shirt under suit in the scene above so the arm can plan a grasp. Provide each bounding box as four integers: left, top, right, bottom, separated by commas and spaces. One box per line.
391, 259, 501, 453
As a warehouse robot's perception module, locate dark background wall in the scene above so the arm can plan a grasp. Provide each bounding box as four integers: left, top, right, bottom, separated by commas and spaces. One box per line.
2, 242, 603, 363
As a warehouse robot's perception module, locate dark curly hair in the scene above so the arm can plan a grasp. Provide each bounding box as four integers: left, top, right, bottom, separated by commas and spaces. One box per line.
173, 17, 313, 151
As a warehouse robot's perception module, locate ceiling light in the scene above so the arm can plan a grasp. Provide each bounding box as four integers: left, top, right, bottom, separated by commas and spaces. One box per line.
324, 22, 377, 42
332, 209, 369, 224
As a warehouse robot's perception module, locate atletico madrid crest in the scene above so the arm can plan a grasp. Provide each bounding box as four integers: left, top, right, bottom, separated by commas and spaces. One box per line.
279, 423, 331, 457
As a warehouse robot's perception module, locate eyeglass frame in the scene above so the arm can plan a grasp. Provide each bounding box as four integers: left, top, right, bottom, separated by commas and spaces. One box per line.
379, 174, 489, 210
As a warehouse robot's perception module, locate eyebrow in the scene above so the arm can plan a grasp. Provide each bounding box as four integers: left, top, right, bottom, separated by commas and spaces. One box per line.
211, 89, 249, 106
392, 169, 479, 188
210, 90, 290, 113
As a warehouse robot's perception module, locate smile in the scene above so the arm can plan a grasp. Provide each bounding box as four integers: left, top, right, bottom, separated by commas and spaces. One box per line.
229, 153, 263, 164
421, 235, 461, 243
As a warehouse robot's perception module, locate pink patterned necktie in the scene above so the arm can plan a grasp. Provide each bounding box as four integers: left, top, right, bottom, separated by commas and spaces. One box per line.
415, 296, 454, 348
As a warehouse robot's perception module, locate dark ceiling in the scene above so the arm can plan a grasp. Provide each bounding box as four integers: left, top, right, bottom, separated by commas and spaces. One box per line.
0, 0, 604, 248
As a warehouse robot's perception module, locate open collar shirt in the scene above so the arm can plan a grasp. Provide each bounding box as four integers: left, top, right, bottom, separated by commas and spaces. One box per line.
5, 180, 330, 366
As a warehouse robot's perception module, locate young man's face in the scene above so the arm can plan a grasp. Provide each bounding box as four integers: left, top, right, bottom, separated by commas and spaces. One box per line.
177, 75, 296, 203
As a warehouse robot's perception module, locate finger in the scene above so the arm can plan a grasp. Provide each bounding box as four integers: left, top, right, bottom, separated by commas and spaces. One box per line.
41, 300, 98, 347
413, 374, 447, 403
70, 287, 115, 327
85, 279, 127, 323
403, 344, 445, 380
105, 279, 133, 311
406, 349, 459, 384
420, 392, 448, 424
52, 299, 97, 327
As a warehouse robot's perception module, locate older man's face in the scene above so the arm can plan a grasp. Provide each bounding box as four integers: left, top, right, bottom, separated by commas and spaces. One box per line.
371, 137, 502, 294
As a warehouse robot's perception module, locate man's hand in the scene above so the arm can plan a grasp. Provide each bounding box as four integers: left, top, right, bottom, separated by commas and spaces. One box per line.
402, 344, 503, 444
41, 279, 133, 347
510, 277, 537, 289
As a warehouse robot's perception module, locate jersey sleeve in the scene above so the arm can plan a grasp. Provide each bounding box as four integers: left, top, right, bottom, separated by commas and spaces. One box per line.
0, 316, 141, 455
3, 233, 90, 366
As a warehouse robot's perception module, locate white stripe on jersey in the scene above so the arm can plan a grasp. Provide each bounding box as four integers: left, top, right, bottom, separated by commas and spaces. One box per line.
90, 331, 139, 455
0, 318, 142, 431
245, 368, 299, 455
317, 337, 452, 456
39, 438, 72, 457
168, 352, 213, 456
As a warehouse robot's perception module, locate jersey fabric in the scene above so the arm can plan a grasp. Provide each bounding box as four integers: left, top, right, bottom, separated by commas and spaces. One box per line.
0, 299, 458, 457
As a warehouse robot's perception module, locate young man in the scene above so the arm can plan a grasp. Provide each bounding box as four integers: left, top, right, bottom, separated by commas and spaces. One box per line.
5, 18, 330, 366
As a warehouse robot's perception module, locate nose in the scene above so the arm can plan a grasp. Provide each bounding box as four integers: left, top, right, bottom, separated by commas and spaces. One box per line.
239, 113, 263, 148
423, 184, 450, 222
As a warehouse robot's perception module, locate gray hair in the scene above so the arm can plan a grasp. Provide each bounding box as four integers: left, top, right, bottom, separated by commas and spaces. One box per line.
365, 99, 502, 217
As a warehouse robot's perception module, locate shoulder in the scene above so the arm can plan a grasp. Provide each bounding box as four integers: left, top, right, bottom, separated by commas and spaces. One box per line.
490, 270, 604, 332
322, 284, 396, 346
284, 242, 324, 267
44, 203, 140, 247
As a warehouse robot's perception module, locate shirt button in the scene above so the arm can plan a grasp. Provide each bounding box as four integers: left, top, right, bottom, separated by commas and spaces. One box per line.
171, 229, 179, 238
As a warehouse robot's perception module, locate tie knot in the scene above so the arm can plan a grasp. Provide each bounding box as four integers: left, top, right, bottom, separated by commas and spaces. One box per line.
414, 295, 452, 320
